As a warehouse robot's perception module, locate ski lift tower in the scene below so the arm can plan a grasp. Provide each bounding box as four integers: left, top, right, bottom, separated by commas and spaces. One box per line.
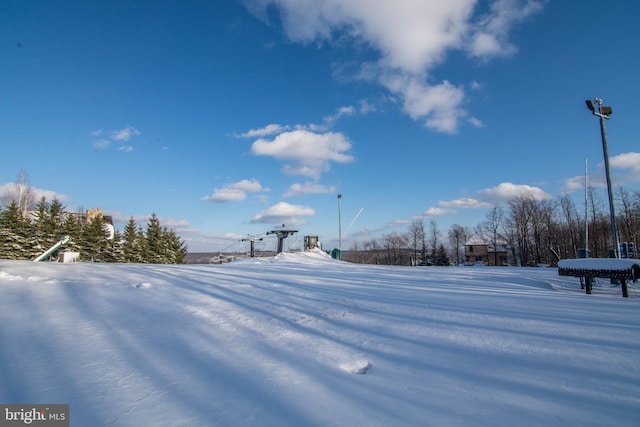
267, 227, 298, 253
241, 235, 263, 257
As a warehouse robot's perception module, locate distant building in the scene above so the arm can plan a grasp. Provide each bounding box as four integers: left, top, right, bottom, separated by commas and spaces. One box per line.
464, 235, 509, 266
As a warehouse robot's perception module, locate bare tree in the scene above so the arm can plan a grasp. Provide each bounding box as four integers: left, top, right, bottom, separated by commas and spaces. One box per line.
482, 205, 504, 266
406, 220, 425, 266
366, 238, 380, 264
427, 220, 441, 258
448, 224, 469, 266
1, 169, 36, 217
558, 194, 580, 258
587, 185, 607, 257
382, 232, 406, 265
617, 186, 639, 256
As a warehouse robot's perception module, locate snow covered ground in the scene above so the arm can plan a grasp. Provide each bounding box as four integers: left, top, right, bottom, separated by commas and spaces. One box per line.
1, 251, 639, 426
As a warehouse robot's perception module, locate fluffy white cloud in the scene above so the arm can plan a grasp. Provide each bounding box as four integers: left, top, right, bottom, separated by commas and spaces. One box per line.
610, 152, 640, 176
246, 0, 544, 133
440, 197, 493, 209
382, 75, 465, 133
251, 201, 315, 225
251, 130, 353, 179
283, 182, 336, 197
478, 182, 552, 202
436, 182, 551, 212
468, 0, 545, 59
203, 179, 268, 203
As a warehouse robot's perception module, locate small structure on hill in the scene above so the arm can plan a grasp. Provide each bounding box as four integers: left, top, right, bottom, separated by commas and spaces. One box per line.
304, 235, 320, 251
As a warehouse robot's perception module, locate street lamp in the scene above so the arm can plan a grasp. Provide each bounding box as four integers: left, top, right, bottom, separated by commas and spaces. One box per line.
585, 97, 620, 259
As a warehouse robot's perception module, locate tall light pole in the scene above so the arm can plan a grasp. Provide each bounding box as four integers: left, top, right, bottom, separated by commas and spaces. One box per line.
337, 194, 342, 260
585, 97, 620, 259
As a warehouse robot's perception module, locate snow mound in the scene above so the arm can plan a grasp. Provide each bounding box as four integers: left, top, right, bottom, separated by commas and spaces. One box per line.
132, 282, 153, 289
274, 248, 337, 264
234, 248, 338, 266
341, 360, 373, 375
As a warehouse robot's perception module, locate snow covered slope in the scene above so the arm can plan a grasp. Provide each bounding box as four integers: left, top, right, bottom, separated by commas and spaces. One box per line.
1, 254, 639, 426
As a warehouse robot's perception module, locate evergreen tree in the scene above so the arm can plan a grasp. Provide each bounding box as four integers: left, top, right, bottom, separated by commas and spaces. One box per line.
122, 217, 144, 263
81, 214, 110, 262
165, 229, 188, 264
106, 230, 124, 263
0, 202, 33, 259
32, 197, 69, 260
145, 214, 164, 263
435, 243, 450, 266
137, 227, 147, 263
61, 213, 83, 254
33, 197, 50, 256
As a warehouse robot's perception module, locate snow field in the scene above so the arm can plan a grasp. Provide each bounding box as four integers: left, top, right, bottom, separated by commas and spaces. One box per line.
0, 252, 639, 426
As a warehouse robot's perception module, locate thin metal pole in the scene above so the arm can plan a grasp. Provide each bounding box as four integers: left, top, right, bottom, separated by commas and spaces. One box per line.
337, 194, 342, 259
585, 157, 589, 257
599, 115, 620, 259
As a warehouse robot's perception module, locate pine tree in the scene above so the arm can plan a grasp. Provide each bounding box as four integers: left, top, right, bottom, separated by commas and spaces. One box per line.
33, 197, 50, 256
122, 217, 144, 263
81, 214, 110, 262
145, 214, 163, 263
165, 229, 188, 264
61, 213, 83, 254
435, 243, 450, 266
137, 227, 147, 263
0, 202, 33, 259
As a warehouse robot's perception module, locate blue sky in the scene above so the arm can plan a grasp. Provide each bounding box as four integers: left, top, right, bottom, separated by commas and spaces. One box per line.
1, 0, 639, 252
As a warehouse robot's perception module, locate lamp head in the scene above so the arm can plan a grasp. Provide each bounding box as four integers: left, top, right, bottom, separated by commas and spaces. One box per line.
585, 99, 595, 112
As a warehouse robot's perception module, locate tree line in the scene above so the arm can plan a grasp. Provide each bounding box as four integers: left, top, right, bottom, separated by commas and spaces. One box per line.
0, 197, 187, 264
344, 185, 640, 267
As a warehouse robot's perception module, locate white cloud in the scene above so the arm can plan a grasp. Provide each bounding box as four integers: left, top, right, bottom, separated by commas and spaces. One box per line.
283, 182, 336, 197
323, 105, 356, 128
437, 183, 551, 211
468, 116, 484, 128
440, 197, 493, 209
610, 152, 640, 172
237, 124, 288, 138
468, 0, 545, 59
203, 179, 268, 203
424, 207, 456, 216
251, 129, 353, 179
561, 152, 640, 193
247, 0, 543, 133
251, 201, 315, 225
381, 75, 465, 133
118, 145, 134, 153
111, 125, 140, 142
93, 139, 110, 150
478, 182, 552, 202
0, 182, 67, 203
